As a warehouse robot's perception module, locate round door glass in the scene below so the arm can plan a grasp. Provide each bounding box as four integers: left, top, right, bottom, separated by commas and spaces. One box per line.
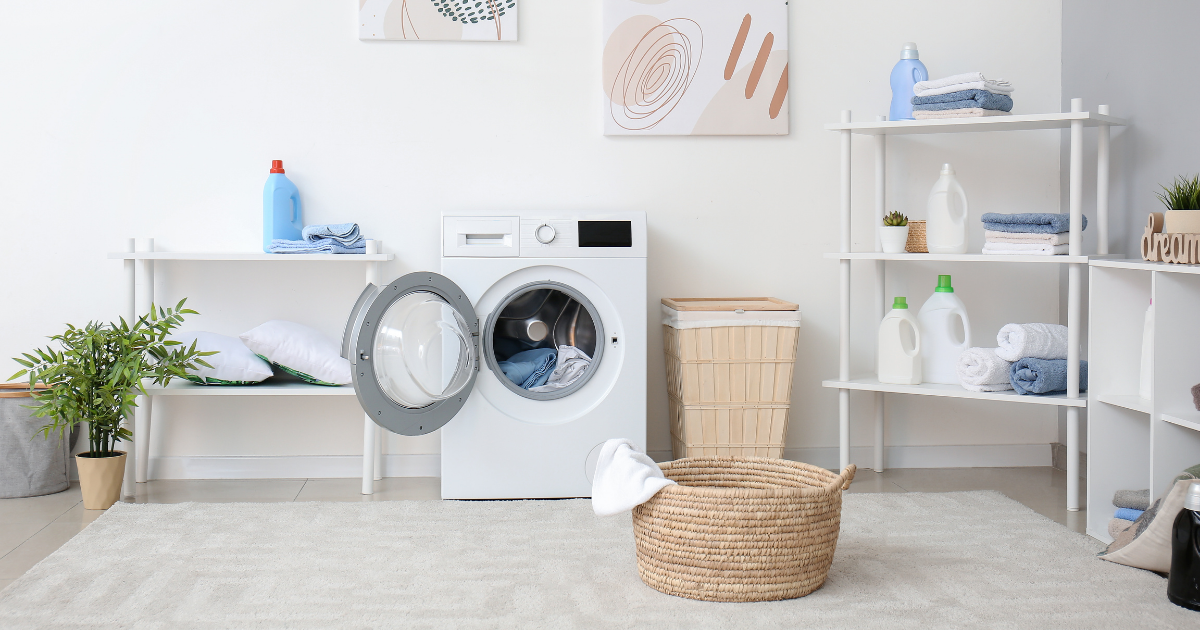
373, 291, 475, 409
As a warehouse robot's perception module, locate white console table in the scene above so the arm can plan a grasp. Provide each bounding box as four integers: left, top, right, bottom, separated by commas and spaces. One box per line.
109, 239, 393, 498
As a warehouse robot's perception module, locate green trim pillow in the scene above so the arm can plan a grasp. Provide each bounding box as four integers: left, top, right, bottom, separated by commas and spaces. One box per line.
171, 332, 274, 386
239, 320, 351, 386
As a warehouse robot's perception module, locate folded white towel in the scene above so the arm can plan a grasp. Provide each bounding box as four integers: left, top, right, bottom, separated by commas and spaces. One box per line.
913, 72, 1015, 97
956, 347, 1014, 392
913, 108, 1012, 120
985, 230, 1070, 245
982, 243, 1070, 255
591, 439, 675, 516
996, 323, 1070, 362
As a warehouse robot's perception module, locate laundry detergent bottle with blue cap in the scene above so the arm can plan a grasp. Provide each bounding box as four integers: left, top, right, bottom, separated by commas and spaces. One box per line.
263, 160, 303, 252
889, 42, 928, 121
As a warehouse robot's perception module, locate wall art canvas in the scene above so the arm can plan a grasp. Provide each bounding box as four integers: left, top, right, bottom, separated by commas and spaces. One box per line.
360, 0, 518, 41
603, 0, 788, 135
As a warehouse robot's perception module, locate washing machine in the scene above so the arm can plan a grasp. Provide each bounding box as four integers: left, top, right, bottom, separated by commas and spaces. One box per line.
343, 212, 647, 499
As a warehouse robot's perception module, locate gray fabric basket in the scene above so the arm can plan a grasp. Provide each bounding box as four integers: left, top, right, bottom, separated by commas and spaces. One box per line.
1, 385, 76, 498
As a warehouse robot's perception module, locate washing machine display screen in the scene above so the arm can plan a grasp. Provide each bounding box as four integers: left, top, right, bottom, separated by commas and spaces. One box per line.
373, 291, 476, 409
578, 221, 632, 248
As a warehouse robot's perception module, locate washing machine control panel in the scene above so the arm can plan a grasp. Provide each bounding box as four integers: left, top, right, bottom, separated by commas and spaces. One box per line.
444, 214, 646, 258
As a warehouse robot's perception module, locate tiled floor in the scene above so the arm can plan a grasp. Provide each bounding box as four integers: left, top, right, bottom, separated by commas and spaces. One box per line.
0, 469, 1083, 592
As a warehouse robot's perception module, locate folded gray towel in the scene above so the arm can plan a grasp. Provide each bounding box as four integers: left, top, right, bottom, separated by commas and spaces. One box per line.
1010, 358, 1089, 395
912, 89, 1013, 112
981, 213, 1088, 234
1113, 488, 1150, 511
302, 223, 362, 246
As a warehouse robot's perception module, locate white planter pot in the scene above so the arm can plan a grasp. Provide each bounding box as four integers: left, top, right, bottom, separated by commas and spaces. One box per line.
880, 225, 910, 253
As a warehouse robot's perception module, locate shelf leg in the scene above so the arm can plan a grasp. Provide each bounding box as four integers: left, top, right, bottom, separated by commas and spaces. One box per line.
839, 110, 852, 470
128, 239, 154, 496
1097, 105, 1111, 256
362, 415, 376, 495
874, 115, 886, 252
135, 399, 152, 485
874, 393, 884, 473
1067, 406, 1080, 511
874, 258, 885, 473
839, 389, 850, 470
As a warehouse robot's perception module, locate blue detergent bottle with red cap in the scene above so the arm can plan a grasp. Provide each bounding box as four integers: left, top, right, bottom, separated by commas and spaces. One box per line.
263, 160, 303, 252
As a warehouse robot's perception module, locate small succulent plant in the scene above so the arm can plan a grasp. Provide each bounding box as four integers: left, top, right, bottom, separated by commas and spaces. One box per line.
1157, 175, 1200, 210
883, 211, 908, 227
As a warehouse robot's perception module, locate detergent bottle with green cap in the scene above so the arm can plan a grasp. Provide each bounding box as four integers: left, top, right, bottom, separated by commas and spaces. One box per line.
878, 296, 922, 385
917, 275, 972, 384
263, 160, 303, 252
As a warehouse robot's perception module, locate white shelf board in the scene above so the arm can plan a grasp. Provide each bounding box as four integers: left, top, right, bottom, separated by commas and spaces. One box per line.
108, 252, 393, 262
1090, 258, 1200, 274
1094, 394, 1151, 415
1161, 409, 1200, 433
826, 252, 1091, 264
822, 377, 1087, 407
144, 381, 357, 396
825, 111, 1126, 136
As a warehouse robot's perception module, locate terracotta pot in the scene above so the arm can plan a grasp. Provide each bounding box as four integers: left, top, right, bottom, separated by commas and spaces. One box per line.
76, 451, 126, 510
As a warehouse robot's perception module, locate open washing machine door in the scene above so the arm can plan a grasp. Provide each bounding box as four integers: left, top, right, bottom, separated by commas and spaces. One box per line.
343, 272, 479, 436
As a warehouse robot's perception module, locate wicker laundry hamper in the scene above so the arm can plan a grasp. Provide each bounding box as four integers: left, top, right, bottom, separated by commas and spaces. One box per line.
633, 457, 856, 602
662, 298, 801, 459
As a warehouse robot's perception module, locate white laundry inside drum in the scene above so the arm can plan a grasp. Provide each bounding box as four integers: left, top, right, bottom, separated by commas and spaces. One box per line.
372, 291, 476, 408
527, 346, 592, 393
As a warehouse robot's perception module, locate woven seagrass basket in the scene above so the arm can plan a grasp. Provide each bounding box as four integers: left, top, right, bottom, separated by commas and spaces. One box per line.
632, 457, 856, 603
905, 220, 928, 252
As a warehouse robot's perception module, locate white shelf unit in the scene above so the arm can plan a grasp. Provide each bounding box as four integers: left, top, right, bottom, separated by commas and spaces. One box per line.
825, 101, 1126, 511
111, 241, 394, 499
1087, 259, 1200, 542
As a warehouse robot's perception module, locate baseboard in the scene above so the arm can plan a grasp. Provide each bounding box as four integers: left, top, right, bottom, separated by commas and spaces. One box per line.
148, 454, 440, 480
650, 444, 1051, 471
1050, 442, 1088, 478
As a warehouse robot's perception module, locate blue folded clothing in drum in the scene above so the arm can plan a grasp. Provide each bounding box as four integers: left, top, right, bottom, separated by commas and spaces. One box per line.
498, 347, 558, 389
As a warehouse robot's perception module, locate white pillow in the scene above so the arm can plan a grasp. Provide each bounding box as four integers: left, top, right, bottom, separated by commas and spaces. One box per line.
239, 320, 351, 386
172, 332, 274, 385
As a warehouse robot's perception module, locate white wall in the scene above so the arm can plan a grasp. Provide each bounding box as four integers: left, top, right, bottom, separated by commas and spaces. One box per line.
0, 0, 1064, 476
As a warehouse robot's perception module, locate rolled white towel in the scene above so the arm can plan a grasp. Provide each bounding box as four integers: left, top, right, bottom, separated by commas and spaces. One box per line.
996, 323, 1069, 362
913, 72, 1014, 97
956, 347, 1014, 392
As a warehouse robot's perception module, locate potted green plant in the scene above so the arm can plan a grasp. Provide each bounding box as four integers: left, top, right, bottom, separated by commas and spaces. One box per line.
9, 300, 212, 509
1158, 174, 1200, 234
880, 211, 910, 253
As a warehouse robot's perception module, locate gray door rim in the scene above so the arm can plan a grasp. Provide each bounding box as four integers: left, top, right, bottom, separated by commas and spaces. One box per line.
350, 271, 479, 437
483, 280, 605, 401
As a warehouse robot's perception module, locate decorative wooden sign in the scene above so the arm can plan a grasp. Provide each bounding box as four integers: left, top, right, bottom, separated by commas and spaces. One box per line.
1141, 212, 1200, 263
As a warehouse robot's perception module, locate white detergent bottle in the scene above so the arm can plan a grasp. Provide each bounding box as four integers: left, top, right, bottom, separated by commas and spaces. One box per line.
1139, 300, 1153, 400
926, 164, 969, 254
917, 275, 972, 384
878, 297, 922, 385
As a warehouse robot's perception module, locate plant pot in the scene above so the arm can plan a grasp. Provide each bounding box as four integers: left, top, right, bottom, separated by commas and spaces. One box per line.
76, 451, 126, 510
1163, 210, 1200, 234
880, 225, 910, 253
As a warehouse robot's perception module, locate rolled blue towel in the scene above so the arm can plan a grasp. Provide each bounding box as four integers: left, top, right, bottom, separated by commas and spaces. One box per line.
302, 223, 362, 246
498, 347, 557, 389
1114, 507, 1145, 522
269, 238, 366, 254
1009, 358, 1089, 395
982, 213, 1088, 234
912, 89, 1013, 112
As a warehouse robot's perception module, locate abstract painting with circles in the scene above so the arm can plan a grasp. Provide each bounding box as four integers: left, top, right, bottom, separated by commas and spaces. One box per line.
603, 0, 788, 135
360, 0, 517, 41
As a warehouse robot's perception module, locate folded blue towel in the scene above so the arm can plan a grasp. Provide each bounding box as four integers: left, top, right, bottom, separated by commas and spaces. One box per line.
269, 238, 366, 254
498, 347, 557, 389
912, 89, 1013, 112
1010, 358, 1089, 395
302, 223, 362, 246
1114, 507, 1145, 522
982, 213, 1088, 234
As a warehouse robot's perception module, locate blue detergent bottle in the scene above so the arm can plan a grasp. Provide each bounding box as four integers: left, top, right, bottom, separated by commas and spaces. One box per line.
263, 160, 302, 252
889, 42, 929, 121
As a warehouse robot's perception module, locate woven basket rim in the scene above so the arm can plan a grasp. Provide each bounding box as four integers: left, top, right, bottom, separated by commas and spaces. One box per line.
657, 456, 855, 498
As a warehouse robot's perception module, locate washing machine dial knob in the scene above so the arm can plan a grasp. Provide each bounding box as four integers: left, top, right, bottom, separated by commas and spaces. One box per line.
535, 223, 556, 244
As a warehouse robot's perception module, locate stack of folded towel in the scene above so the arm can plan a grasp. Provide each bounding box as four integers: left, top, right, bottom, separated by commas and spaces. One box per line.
270, 223, 367, 254
981, 213, 1087, 256
911, 72, 1014, 120
955, 323, 1089, 395
1109, 488, 1150, 538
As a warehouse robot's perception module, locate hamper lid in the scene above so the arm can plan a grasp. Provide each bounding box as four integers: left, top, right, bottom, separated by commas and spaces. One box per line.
661, 298, 800, 329
0, 383, 48, 398
661, 297, 798, 311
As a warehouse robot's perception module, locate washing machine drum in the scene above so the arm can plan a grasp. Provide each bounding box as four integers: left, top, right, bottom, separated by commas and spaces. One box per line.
344, 272, 479, 436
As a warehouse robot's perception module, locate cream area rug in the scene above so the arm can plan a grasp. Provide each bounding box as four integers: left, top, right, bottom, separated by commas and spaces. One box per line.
0, 491, 1194, 629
